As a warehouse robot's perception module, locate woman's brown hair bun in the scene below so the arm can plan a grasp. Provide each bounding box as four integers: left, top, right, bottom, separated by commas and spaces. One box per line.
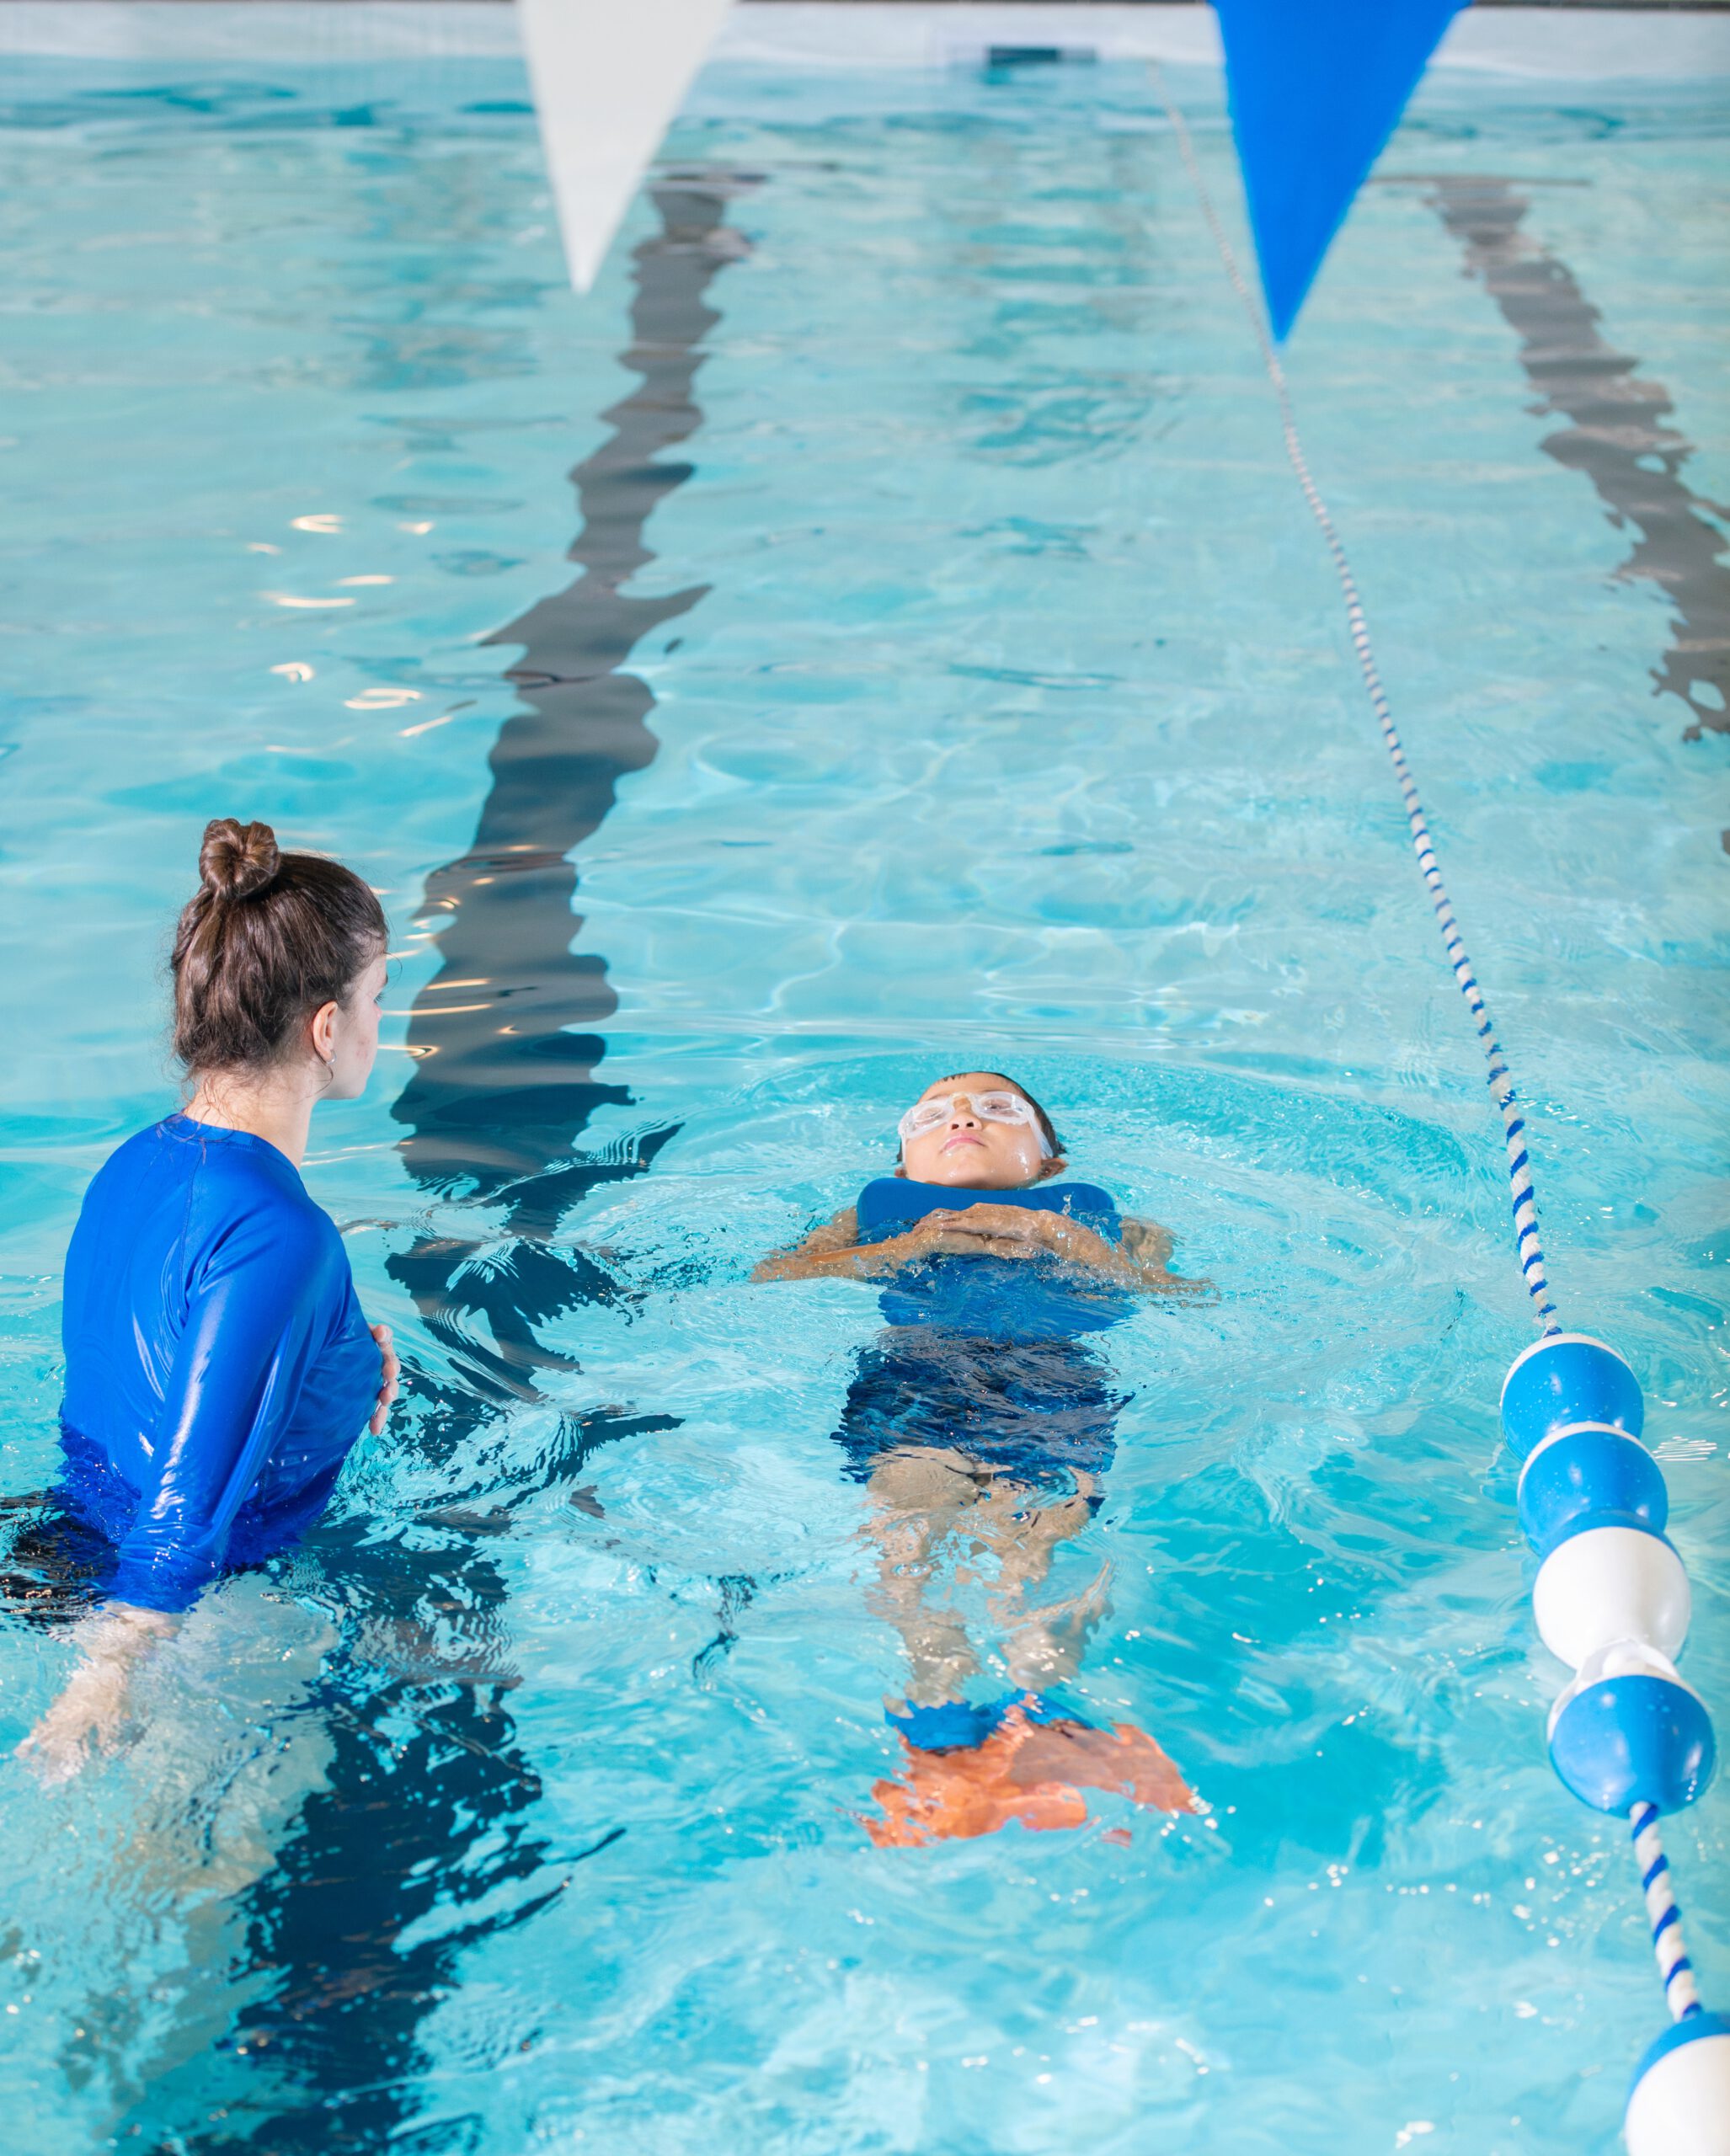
199, 817, 281, 904
173, 819, 386, 1075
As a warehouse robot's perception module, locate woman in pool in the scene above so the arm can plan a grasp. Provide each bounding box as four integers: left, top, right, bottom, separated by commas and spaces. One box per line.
16, 818, 398, 1780
756, 1070, 1203, 1844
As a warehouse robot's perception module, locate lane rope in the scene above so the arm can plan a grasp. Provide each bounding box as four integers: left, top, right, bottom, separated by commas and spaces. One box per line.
1633, 1800, 1704, 2022
1154, 68, 1560, 1337
1154, 73, 1720, 2090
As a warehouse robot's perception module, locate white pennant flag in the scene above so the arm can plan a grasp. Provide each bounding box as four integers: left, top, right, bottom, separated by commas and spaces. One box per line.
515, 0, 734, 293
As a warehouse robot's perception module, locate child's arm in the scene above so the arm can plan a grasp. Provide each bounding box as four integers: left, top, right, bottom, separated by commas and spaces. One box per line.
1120, 1217, 1213, 1296
752, 1206, 1035, 1283
920, 1206, 1211, 1296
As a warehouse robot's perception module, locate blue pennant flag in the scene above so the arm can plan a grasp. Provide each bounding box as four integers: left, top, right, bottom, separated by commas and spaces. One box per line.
1215, 0, 1466, 341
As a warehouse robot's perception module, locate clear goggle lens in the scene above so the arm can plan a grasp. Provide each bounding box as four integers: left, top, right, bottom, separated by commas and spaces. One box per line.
896, 1090, 1051, 1155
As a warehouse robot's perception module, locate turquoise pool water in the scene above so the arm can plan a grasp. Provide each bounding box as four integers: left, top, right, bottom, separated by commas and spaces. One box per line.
1, 45, 1727, 2156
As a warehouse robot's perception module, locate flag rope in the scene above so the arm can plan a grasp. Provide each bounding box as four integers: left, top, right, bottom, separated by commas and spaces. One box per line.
1155, 69, 1560, 1337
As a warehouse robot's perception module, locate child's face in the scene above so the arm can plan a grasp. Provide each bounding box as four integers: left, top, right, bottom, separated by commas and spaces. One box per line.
898, 1072, 1049, 1189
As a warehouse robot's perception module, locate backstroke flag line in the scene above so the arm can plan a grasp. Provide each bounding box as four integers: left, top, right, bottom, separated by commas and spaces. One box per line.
518, 0, 1461, 319
516, 0, 734, 291
1213, 0, 1466, 340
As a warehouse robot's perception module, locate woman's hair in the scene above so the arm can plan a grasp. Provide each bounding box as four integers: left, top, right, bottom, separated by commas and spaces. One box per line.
897, 1070, 1064, 1164
171, 818, 387, 1075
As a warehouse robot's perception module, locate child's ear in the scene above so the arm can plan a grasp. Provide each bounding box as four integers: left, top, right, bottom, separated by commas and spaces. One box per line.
1037, 1155, 1068, 1182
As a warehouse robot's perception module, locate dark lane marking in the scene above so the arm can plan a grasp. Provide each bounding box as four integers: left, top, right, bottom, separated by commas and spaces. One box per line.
1417, 176, 1730, 749
391, 175, 756, 1388
143, 178, 751, 2156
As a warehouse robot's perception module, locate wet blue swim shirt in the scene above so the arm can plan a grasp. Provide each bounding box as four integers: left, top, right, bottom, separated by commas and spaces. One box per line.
856, 1177, 1120, 1241
57, 1115, 381, 1614
855, 1177, 1127, 1342
836, 1178, 1130, 1486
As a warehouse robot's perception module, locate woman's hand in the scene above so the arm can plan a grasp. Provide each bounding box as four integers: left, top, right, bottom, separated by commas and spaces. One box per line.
369, 1321, 400, 1436
15, 1603, 177, 1784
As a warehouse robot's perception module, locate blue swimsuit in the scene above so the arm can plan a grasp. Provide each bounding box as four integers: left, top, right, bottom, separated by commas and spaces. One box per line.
835, 1178, 1131, 1488
56, 1115, 381, 1614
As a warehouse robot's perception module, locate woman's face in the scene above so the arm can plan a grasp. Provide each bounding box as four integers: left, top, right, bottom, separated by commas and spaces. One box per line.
899, 1071, 1051, 1189
322, 951, 388, 1101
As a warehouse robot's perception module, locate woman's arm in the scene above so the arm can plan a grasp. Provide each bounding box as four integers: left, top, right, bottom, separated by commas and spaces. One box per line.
105, 1206, 331, 1615
14, 1603, 178, 1783
19, 1209, 389, 1780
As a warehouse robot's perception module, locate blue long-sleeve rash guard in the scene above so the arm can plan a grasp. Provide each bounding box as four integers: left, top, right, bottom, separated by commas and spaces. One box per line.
57, 1114, 381, 1614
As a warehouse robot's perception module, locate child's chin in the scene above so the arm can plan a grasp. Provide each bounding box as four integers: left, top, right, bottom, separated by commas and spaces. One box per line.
921, 1160, 992, 1184
924, 1163, 1032, 1190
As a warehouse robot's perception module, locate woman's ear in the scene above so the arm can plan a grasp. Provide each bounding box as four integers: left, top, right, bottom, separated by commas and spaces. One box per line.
308, 998, 339, 1069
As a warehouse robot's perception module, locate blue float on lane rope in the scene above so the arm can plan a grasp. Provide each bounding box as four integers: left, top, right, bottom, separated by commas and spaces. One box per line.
1549, 1672, 1717, 1817
1500, 1332, 1644, 1457
1516, 1424, 1667, 1550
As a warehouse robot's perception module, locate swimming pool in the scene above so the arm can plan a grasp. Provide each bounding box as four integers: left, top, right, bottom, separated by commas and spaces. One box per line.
1, 13, 1727, 2152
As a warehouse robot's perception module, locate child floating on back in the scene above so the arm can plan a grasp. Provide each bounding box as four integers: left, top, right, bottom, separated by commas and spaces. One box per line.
757, 1070, 1205, 1845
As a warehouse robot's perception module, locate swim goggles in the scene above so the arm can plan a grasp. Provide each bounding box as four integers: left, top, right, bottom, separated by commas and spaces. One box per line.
896, 1089, 1053, 1156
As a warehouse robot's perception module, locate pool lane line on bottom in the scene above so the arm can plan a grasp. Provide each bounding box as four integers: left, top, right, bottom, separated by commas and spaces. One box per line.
1154, 68, 1727, 2153
1412, 172, 1730, 753
391, 170, 759, 1395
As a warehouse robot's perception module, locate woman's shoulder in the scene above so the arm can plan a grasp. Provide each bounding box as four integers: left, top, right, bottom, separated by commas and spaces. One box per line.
157, 1121, 343, 1269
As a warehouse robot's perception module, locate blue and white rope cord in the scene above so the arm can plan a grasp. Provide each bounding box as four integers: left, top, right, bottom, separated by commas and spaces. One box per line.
1633, 1801, 1703, 2022
1156, 74, 1722, 2116
1155, 75, 1558, 1338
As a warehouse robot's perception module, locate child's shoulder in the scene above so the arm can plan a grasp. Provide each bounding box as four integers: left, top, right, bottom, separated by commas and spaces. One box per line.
1044, 1179, 1114, 1214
